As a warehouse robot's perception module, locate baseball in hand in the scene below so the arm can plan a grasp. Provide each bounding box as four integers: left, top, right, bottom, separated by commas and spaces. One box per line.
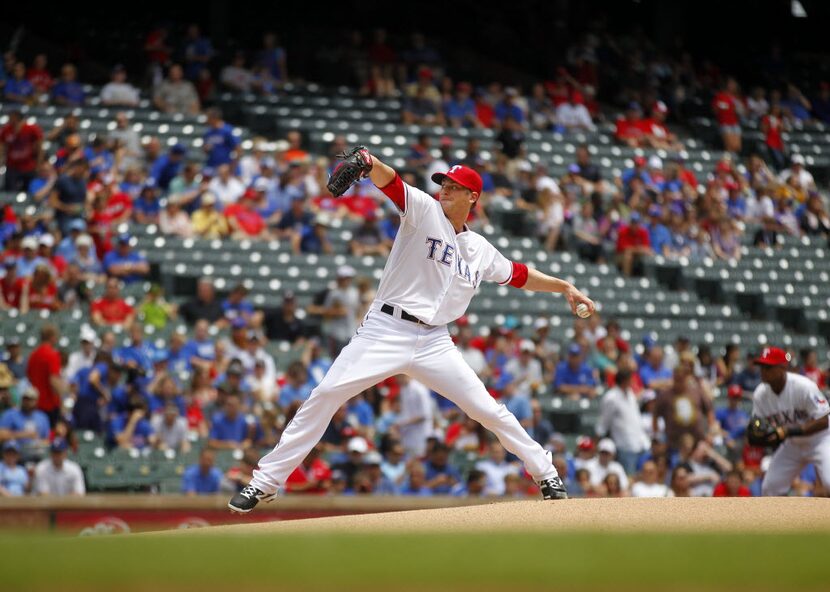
576, 303, 591, 318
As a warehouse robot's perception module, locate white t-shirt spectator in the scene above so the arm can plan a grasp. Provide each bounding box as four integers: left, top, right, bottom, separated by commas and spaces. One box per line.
34, 458, 86, 495
100, 82, 140, 107
631, 481, 671, 497
208, 175, 246, 207
220, 65, 253, 93
585, 457, 629, 490
475, 458, 520, 496
397, 378, 433, 458
596, 386, 651, 454
151, 415, 189, 451
555, 102, 595, 131
504, 357, 543, 398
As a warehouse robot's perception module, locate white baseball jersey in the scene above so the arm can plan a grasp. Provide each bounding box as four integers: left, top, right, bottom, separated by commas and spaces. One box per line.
374, 178, 519, 326
751, 373, 830, 444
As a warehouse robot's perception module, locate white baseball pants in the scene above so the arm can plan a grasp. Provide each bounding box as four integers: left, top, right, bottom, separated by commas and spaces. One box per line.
761, 434, 830, 496
250, 302, 558, 493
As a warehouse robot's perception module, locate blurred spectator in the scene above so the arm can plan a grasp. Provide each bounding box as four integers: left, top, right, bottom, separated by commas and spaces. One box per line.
475, 441, 520, 496
710, 218, 741, 262
615, 102, 647, 148
4, 62, 36, 104
208, 164, 245, 207
423, 443, 461, 495
264, 291, 309, 343
225, 191, 267, 239
395, 374, 433, 459
400, 460, 432, 496
555, 91, 594, 133
192, 192, 229, 238
0, 381, 50, 453
746, 87, 769, 121
100, 65, 140, 107
0, 258, 23, 310
321, 265, 360, 357
133, 182, 162, 225
571, 200, 603, 262
799, 192, 830, 238
33, 438, 85, 496
103, 233, 149, 283
615, 212, 652, 277
779, 154, 816, 193
285, 445, 332, 494
0, 441, 28, 496
223, 448, 260, 493
208, 393, 258, 450
630, 460, 670, 497
110, 394, 156, 450
712, 469, 751, 497
278, 361, 313, 409
182, 448, 222, 495
220, 52, 253, 92
159, 196, 194, 238
3, 339, 25, 380
91, 277, 135, 328
504, 340, 544, 399
553, 343, 598, 399
711, 78, 744, 153
63, 326, 98, 382
51, 64, 85, 106
402, 83, 444, 126
812, 82, 830, 124
669, 465, 691, 497
380, 441, 407, 490
349, 213, 390, 257
596, 369, 650, 475
1, 109, 43, 192
71, 234, 103, 280
639, 346, 674, 392
138, 284, 176, 329
26, 54, 53, 95
50, 159, 89, 234
151, 402, 191, 453
653, 359, 715, 451
181, 24, 214, 81
760, 102, 788, 171
444, 81, 481, 128
203, 108, 240, 172
27, 324, 66, 425
684, 438, 731, 497
20, 263, 59, 313
585, 438, 629, 491
781, 83, 812, 122
150, 143, 188, 191
716, 384, 749, 460
153, 64, 200, 115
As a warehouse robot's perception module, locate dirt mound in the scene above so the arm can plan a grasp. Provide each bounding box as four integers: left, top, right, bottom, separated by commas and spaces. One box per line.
159, 497, 830, 535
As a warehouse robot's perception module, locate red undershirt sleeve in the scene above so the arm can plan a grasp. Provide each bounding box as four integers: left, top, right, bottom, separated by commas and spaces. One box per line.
378, 173, 406, 213
506, 261, 529, 288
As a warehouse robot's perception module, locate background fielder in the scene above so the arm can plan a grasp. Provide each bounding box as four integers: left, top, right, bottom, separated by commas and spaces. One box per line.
750, 347, 830, 496
229, 148, 595, 511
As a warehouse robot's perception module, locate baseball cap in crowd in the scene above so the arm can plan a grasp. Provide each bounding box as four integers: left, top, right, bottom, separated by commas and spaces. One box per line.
79, 325, 98, 344
633, 155, 646, 167
576, 436, 595, 452
50, 438, 69, 453
567, 343, 582, 356
231, 317, 247, 330
597, 438, 617, 456
201, 192, 217, 206
336, 265, 356, 279
253, 177, 271, 192
68, 219, 87, 232
568, 163, 581, 174
648, 155, 663, 170
170, 143, 187, 155
117, 233, 132, 245
21, 236, 38, 250
727, 384, 743, 398
519, 339, 536, 353
627, 101, 642, 112
640, 389, 657, 404
20, 381, 38, 400
3, 440, 20, 453
791, 154, 805, 165
347, 436, 369, 454
430, 165, 483, 195
648, 205, 662, 218
363, 451, 383, 465
227, 359, 245, 376
76, 234, 93, 248
754, 347, 791, 366
629, 212, 642, 224
39, 234, 55, 248
653, 100, 668, 114
534, 317, 549, 330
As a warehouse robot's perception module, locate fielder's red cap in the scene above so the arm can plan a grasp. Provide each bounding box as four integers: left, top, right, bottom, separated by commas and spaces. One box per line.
431, 165, 483, 194
754, 347, 791, 366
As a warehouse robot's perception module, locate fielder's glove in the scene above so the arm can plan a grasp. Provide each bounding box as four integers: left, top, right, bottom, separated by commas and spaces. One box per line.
746, 416, 785, 447
327, 145, 373, 197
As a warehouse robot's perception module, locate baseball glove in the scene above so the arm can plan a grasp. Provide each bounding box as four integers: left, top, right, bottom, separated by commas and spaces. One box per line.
746, 416, 784, 447
327, 145, 373, 197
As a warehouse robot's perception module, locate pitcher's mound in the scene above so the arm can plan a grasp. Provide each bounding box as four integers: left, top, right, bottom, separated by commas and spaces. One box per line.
166, 497, 830, 535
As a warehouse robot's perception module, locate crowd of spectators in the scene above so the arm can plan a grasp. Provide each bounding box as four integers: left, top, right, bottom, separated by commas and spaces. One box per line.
1, 25, 830, 499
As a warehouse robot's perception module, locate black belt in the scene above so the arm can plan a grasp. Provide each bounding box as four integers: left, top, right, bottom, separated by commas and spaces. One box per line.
381, 303, 427, 325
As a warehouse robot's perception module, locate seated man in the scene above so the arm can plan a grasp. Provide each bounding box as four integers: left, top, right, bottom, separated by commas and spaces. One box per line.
208, 393, 260, 450
615, 212, 652, 277
102, 233, 149, 283
553, 343, 599, 399
91, 277, 135, 328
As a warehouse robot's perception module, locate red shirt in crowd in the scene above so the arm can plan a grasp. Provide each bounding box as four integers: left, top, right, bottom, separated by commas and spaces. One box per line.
712, 482, 751, 497
0, 121, 43, 173
223, 203, 265, 236
1, 276, 25, 309
27, 341, 62, 413
26, 280, 59, 310
615, 117, 646, 144
615, 224, 651, 253
91, 297, 134, 324
27, 67, 53, 93
712, 91, 740, 126
761, 114, 784, 151
285, 458, 332, 494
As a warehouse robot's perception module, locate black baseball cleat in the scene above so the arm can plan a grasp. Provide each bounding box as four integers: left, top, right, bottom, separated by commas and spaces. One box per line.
538, 476, 569, 500
228, 485, 277, 513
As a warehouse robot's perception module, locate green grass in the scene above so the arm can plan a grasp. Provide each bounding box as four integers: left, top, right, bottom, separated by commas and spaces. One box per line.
1, 532, 828, 591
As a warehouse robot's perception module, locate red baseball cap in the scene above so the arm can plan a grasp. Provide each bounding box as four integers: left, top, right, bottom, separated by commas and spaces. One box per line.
431, 165, 483, 194
576, 436, 595, 451
634, 156, 647, 167
754, 347, 791, 366
727, 384, 743, 398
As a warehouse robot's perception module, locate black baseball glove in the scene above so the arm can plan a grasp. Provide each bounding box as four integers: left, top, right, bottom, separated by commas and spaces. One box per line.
746, 416, 784, 447
327, 145, 373, 197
